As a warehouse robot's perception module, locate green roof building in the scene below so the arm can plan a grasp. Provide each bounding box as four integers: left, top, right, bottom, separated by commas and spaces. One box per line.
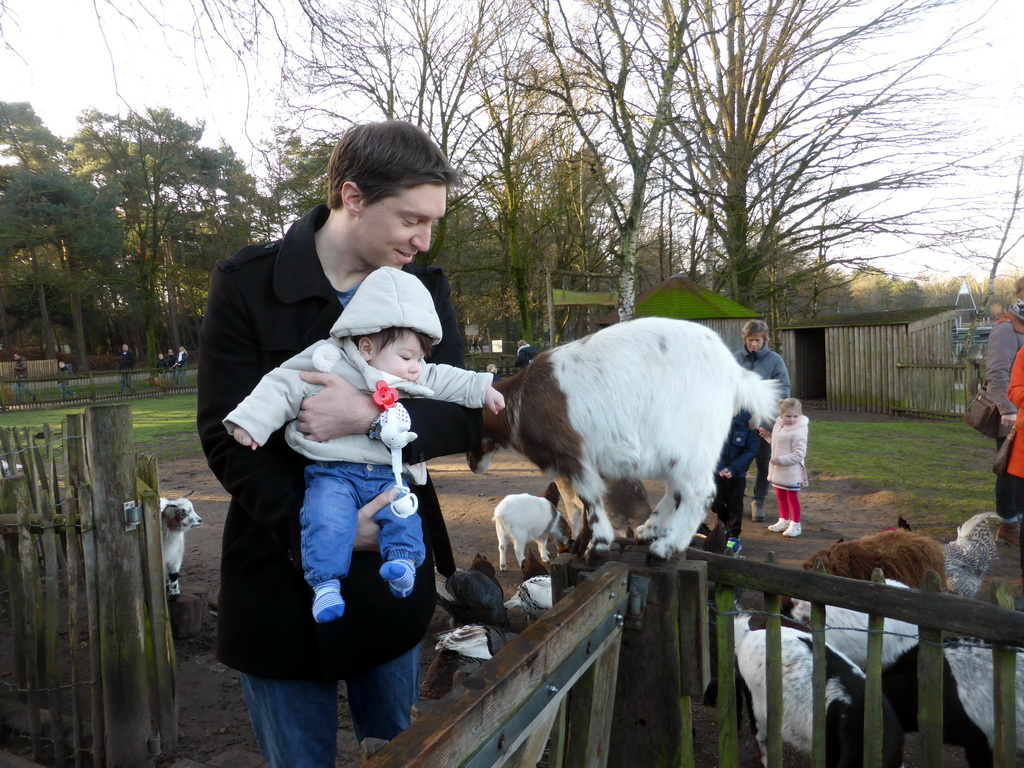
600, 274, 760, 351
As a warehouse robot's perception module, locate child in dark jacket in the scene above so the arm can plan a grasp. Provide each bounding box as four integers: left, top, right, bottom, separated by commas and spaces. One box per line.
711, 410, 761, 553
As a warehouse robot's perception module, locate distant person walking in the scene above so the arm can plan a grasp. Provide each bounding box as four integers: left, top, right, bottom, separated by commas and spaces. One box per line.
57, 360, 75, 400
12, 353, 36, 402
118, 343, 136, 393
173, 345, 189, 386
514, 339, 537, 369
734, 319, 790, 522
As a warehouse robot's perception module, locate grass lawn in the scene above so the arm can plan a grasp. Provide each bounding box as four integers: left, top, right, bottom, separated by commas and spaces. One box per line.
812, 418, 993, 531
0, 399, 997, 528
0, 393, 203, 460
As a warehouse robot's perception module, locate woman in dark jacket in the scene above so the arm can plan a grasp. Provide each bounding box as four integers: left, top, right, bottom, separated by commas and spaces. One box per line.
734, 319, 790, 522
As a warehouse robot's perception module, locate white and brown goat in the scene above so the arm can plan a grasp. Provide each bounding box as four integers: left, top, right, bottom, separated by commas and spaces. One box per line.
468, 318, 781, 560
160, 495, 202, 600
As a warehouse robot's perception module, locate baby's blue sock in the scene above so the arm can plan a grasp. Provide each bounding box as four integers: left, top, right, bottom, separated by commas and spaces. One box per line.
312, 579, 345, 623
379, 559, 416, 598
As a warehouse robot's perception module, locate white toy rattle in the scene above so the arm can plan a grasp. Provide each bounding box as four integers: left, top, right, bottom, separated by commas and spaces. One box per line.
370, 381, 419, 518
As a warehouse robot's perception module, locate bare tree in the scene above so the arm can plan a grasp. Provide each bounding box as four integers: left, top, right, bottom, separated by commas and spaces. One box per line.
527, 0, 692, 321
671, 0, 979, 310
958, 153, 1024, 355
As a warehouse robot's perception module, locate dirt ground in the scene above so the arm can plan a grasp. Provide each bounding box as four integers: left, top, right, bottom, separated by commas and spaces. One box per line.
153, 405, 1023, 768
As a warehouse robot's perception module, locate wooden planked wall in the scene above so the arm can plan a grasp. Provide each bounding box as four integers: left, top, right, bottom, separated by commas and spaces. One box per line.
780, 313, 958, 415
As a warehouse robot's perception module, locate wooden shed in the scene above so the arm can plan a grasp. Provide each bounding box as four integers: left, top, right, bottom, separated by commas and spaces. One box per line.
599, 275, 760, 350
778, 306, 959, 415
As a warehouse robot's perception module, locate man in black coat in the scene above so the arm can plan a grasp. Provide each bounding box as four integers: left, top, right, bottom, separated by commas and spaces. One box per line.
118, 343, 136, 393
197, 121, 482, 766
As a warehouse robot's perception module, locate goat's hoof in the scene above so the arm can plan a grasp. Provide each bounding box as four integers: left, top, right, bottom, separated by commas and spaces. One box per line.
646, 549, 674, 565
647, 539, 678, 563
634, 522, 659, 542
583, 543, 610, 566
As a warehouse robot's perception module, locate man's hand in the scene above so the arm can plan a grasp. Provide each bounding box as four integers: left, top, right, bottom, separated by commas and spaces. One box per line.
297, 371, 378, 442
352, 490, 389, 551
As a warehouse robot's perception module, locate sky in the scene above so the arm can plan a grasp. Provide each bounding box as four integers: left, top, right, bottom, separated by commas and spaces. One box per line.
0, 0, 279, 160
1, 0, 1022, 280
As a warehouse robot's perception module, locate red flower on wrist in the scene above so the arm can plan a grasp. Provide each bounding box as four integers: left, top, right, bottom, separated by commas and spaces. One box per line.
373, 380, 399, 411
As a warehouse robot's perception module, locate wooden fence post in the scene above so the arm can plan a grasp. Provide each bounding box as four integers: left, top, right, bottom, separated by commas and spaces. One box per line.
136, 454, 178, 753
85, 404, 155, 767
563, 548, 697, 768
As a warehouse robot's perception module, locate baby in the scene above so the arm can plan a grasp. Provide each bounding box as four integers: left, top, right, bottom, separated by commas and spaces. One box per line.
225, 267, 503, 622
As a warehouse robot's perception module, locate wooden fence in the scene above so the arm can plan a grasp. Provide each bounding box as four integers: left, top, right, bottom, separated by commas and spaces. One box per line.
893, 362, 976, 418
369, 545, 1022, 768
0, 406, 174, 767
366, 561, 630, 768
0, 368, 195, 412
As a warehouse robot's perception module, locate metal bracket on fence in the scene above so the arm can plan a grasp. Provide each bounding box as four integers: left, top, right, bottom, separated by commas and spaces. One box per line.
123, 500, 142, 532
463, 601, 626, 768
623, 574, 649, 631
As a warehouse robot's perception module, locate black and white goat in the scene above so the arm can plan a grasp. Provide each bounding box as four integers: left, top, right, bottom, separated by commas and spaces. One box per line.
882, 640, 1024, 768
786, 580, 919, 671
493, 482, 571, 570
468, 318, 780, 560
734, 615, 905, 768
160, 496, 202, 601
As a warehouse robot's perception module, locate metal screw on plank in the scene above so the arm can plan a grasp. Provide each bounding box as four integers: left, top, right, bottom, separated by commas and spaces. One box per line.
615, 613, 625, 627
547, 684, 559, 695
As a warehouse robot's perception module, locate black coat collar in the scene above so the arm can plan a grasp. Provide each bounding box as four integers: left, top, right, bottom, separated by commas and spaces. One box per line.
274, 205, 336, 304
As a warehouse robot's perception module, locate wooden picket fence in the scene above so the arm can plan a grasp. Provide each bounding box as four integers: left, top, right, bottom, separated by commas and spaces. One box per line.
0, 405, 174, 767
366, 546, 1023, 768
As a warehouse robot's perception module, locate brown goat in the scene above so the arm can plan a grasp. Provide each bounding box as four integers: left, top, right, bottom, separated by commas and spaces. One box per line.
802, 530, 947, 589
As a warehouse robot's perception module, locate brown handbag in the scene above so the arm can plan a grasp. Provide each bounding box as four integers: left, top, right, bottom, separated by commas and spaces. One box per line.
964, 386, 1001, 438
993, 420, 1020, 475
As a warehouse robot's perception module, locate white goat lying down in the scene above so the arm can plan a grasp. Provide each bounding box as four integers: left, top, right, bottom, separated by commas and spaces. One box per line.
160, 496, 203, 600
468, 318, 780, 559
734, 615, 905, 768
493, 481, 570, 570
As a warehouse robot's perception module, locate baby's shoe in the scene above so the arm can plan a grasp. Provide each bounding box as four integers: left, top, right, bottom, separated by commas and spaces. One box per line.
782, 522, 802, 538
312, 579, 345, 623
380, 559, 416, 598
767, 519, 789, 532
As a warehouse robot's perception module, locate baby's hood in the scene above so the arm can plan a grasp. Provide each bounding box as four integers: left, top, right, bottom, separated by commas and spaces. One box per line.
328, 267, 443, 344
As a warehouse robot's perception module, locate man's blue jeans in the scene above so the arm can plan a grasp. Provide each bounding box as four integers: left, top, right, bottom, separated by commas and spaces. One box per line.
240, 642, 420, 767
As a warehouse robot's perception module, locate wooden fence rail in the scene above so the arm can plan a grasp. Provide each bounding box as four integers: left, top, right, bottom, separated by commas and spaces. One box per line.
0, 406, 174, 767
380, 542, 1023, 768
365, 562, 630, 768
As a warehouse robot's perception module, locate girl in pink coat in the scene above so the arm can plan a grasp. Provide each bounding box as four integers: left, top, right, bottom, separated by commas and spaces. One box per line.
763, 398, 810, 538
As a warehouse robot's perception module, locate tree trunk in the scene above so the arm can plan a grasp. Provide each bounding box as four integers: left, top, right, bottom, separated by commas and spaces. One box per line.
165, 241, 181, 352
30, 248, 57, 358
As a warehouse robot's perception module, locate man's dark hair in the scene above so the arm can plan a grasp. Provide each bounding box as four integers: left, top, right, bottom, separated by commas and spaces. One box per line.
326, 121, 460, 209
